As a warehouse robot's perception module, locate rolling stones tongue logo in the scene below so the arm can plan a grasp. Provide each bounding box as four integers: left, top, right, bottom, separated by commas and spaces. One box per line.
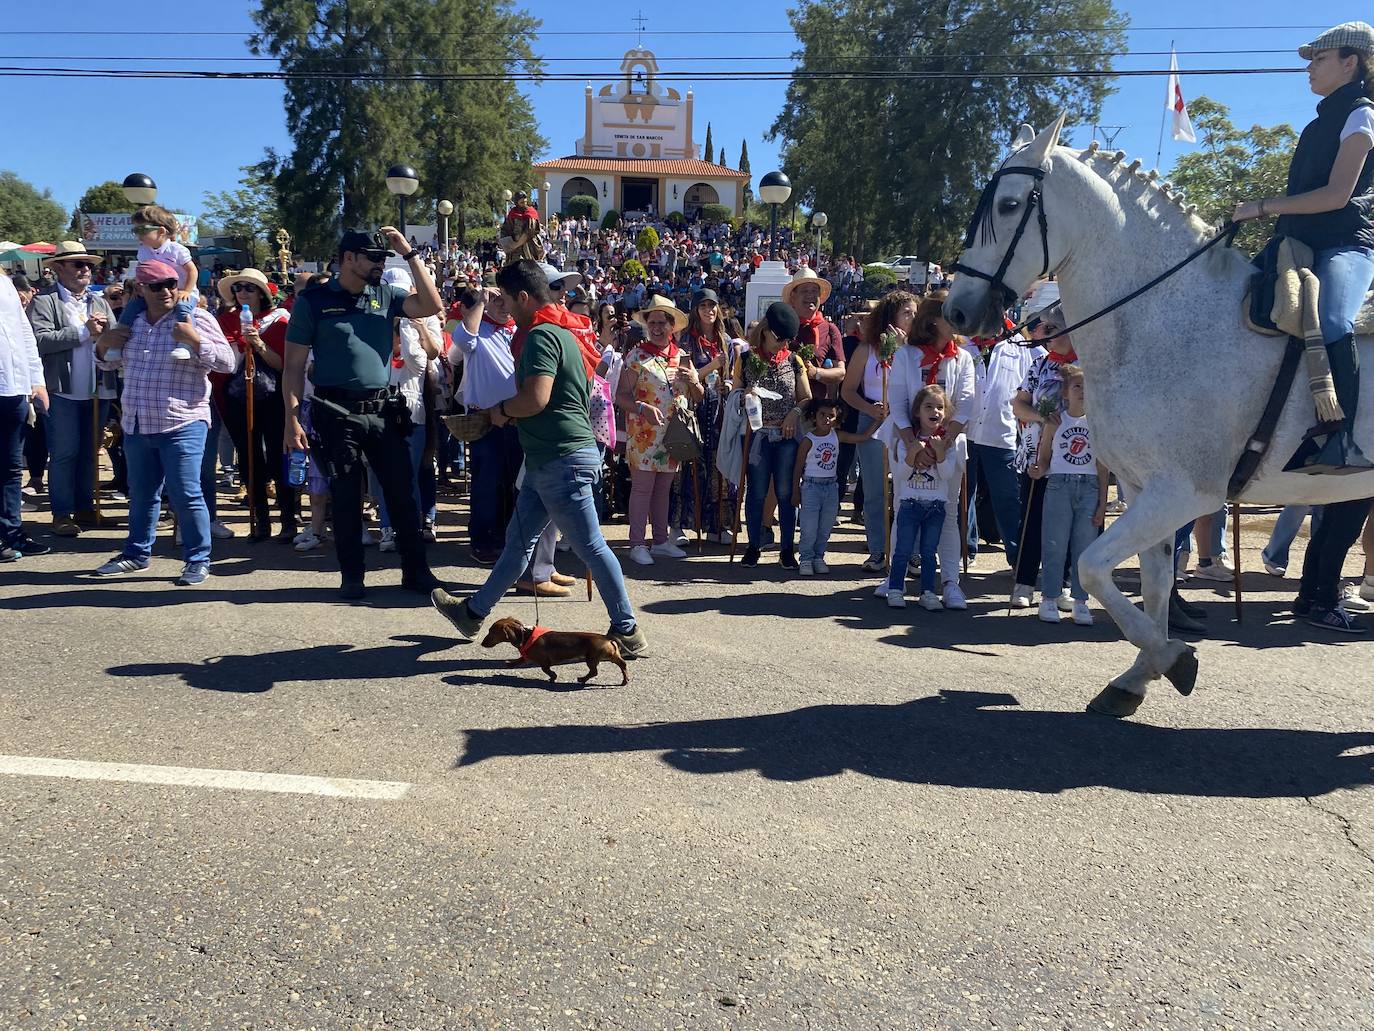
1061, 427, 1092, 466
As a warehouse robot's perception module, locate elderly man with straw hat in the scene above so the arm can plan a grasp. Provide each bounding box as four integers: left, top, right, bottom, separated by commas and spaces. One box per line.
782, 268, 845, 400
26, 242, 117, 538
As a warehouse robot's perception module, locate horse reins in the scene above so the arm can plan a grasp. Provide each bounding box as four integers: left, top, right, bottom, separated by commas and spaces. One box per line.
951, 162, 1242, 344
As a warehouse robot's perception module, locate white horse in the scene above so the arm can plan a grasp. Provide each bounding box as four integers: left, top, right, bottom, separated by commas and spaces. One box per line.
944, 114, 1374, 717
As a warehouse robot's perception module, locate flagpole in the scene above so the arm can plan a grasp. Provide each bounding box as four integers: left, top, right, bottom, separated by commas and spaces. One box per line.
1154, 40, 1173, 169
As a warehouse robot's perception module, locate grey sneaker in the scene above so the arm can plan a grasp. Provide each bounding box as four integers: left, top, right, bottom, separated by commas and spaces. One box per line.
176, 561, 211, 586
431, 588, 483, 639
94, 554, 150, 576
608, 623, 649, 660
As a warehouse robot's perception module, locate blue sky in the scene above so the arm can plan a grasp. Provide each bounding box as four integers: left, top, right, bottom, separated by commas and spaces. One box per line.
0, 2, 1358, 229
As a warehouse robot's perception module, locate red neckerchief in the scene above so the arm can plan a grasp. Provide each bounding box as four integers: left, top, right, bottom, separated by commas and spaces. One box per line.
1044, 346, 1078, 366
482, 311, 515, 331
517, 625, 549, 661
762, 344, 792, 368
639, 334, 679, 363
918, 339, 961, 385
798, 309, 824, 332
506, 205, 539, 222
528, 303, 600, 380
689, 327, 723, 361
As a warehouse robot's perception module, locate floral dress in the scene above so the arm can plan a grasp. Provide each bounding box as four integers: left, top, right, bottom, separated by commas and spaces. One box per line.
624, 345, 682, 473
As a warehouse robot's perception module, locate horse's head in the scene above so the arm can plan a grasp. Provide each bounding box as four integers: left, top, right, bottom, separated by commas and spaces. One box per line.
945, 113, 1067, 337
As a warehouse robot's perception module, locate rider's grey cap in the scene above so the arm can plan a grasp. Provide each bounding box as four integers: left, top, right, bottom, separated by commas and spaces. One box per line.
1298, 21, 1374, 60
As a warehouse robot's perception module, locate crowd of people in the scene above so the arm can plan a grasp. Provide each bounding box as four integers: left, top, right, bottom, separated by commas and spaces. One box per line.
3, 186, 1373, 645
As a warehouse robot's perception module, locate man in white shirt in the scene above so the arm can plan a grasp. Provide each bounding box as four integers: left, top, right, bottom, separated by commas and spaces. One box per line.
965, 327, 1045, 567
1, 274, 51, 559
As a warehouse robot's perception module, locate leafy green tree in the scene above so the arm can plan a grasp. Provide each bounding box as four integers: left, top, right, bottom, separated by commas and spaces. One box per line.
251, 0, 544, 256
771, 0, 1126, 261
68, 180, 137, 235
1168, 96, 1297, 255
601, 209, 621, 230
565, 194, 599, 220
620, 258, 646, 280
703, 122, 713, 164
202, 163, 281, 267
0, 171, 66, 243
636, 226, 659, 253
701, 203, 734, 225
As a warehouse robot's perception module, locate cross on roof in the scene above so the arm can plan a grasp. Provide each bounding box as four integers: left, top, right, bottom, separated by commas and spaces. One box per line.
632, 10, 647, 44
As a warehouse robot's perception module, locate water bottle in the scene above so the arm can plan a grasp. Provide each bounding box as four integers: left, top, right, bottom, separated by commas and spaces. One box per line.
744, 392, 763, 432
240, 303, 254, 334
286, 448, 308, 488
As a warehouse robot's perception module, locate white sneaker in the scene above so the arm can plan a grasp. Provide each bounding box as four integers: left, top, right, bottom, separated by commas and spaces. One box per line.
629, 545, 654, 566
673, 530, 690, 546
798, 560, 814, 576
812, 557, 829, 574
210, 519, 234, 540
294, 530, 325, 552
1055, 589, 1074, 613
1038, 599, 1061, 624
1262, 558, 1286, 577
1175, 553, 1191, 582
1011, 584, 1035, 609
1360, 576, 1374, 602
861, 555, 887, 573
919, 591, 943, 611
886, 589, 907, 609
1341, 584, 1373, 613
874, 582, 892, 599
942, 582, 968, 610
20, 498, 37, 513
379, 527, 397, 553
713, 529, 734, 545
1194, 559, 1233, 582
650, 542, 687, 559
1072, 600, 1094, 626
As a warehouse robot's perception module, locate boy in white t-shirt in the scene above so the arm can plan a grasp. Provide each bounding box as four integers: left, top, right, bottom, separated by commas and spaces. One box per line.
886, 385, 960, 610
117, 204, 199, 359
791, 397, 879, 575
1030, 364, 1108, 626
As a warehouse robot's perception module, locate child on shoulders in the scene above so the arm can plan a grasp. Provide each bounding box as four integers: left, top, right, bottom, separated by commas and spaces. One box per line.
118, 203, 200, 360
792, 398, 879, 575
887, 385, 959, 610
1029, 364, 1108, 626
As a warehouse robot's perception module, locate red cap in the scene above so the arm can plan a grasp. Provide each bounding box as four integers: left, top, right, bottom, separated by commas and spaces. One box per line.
135, 259, 178, 283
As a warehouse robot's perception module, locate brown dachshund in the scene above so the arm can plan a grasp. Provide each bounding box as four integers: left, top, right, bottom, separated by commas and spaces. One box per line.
480, 617, 628, 686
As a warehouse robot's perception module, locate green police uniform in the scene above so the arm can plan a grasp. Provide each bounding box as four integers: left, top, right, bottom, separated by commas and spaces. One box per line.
285, 278, 409, 389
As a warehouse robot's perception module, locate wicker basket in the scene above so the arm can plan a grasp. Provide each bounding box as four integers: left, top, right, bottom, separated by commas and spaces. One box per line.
443, 404, 491, 443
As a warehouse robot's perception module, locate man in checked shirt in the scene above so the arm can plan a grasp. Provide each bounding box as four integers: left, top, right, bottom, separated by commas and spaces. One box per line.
92, 260, 235, 585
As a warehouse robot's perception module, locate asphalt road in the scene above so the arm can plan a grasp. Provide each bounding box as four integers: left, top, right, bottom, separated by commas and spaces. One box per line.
1, 485, 1371, 1030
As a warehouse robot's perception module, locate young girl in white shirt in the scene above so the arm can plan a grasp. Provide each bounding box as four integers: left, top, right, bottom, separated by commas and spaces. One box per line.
887, 385, 960, 610
1029, 364, 1108, 626
792, 398, 879, 575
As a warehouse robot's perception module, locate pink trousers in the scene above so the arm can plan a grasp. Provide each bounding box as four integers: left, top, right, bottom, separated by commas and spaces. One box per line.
629, 467, 674, 547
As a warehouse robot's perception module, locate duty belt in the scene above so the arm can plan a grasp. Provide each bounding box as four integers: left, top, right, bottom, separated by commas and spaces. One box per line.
315, 385, 390, 414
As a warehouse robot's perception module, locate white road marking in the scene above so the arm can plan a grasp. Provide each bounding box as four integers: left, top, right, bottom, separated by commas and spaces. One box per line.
0, 755, 412, 800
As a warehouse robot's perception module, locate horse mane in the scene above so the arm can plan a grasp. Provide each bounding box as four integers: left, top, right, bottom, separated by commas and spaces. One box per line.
1069, 141, 1253, 278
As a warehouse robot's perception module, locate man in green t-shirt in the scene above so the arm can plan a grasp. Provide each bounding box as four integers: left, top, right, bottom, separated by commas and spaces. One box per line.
431, 260, 647, 659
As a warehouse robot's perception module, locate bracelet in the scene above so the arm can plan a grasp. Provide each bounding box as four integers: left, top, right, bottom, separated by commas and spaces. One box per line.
402, 249, 419, 262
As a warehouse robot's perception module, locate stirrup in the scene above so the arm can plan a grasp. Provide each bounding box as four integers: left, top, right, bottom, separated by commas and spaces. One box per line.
1289, 428, 1373, 476
1301, 419, 1344, 442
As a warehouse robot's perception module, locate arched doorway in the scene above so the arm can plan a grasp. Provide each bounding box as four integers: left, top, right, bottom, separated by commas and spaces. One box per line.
683, 182, 720, 219
560, 177, 597, 213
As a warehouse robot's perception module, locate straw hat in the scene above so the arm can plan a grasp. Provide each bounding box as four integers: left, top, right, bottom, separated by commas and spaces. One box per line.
632, 294, 688, 333
780, 267, 832, 306
217, 267, 273, 306
46, 241, 103, 265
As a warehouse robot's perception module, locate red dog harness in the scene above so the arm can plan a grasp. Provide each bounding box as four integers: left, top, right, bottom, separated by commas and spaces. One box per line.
517, 625, 549, 661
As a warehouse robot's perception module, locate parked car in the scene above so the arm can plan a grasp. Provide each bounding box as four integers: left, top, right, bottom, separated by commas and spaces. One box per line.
877, 255, 941, 282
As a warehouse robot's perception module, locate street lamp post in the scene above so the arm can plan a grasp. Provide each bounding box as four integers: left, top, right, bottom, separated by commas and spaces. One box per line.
758, 171, 792, 262
436, 199, 454, 257
542, 180, 552, 216
811, 211, 828, 269
385, 163, 420, 240
121, 173, 158, 206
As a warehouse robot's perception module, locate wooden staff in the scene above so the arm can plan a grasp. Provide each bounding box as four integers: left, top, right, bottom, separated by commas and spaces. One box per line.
731, 420, 753, 563
244, 344, 257, 539
1007, 477, 1040, 617
586, 565, 593, 601
959, 467, 970, 577
692, 459, 704, 554
91, 393, 102, 527
1231, 501, 1243, 623
881, 367, 892, 570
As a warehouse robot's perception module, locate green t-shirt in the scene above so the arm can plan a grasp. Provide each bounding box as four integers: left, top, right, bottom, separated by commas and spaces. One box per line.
516, 323, 596, 470
285, 277, 409, 390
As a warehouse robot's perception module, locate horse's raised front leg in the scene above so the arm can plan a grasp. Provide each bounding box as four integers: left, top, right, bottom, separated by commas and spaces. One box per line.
1078, 484, 1209, 716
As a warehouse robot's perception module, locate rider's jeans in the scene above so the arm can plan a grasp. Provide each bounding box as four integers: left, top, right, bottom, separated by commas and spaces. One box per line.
1313, 245, 1374, 343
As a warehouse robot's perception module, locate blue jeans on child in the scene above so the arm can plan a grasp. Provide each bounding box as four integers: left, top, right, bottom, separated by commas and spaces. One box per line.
888, 497, 945, 594
118, 293, 195, 328
1040, 473, 1098, 602
798, 476, 839, 564
1262, 504, 1313, 571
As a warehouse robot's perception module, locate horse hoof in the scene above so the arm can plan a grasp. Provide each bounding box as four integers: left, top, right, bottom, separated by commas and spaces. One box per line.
1163, 646, 1198, 696
1087, 686, 1144, 718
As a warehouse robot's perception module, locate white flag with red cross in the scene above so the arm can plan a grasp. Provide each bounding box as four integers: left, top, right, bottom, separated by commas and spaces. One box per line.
1167, 49, 1197, 143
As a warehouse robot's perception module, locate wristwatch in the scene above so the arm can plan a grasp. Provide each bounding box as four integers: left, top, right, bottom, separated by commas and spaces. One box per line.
402, 249, 419, 262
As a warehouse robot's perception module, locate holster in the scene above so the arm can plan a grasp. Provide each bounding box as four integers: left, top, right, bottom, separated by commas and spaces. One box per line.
383, 390, 415, 438
307, 397, 360, 479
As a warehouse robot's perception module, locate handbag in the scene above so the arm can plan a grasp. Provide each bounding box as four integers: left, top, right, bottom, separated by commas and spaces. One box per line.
590, 374, 616, 449
663, 397, 703, 462
442, 403, 491, 443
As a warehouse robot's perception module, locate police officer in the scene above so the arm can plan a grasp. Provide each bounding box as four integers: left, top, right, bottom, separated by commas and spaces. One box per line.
282, 226, 443, 601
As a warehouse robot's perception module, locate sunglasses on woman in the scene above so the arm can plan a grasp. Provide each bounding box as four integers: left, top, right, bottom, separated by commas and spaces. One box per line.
233, 282, 260, 292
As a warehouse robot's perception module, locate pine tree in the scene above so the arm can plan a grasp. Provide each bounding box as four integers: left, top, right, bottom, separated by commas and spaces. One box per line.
703, 122, 713, 164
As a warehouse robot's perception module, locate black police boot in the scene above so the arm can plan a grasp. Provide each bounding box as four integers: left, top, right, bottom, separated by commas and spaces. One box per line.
1286, 334, 1372, 475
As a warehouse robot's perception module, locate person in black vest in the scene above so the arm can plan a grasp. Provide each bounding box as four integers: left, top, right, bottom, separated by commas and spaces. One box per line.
1234, 21, 1374, 633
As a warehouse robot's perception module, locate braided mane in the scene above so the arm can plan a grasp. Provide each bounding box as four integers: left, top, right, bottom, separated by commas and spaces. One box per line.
1074, 139, 1215, 241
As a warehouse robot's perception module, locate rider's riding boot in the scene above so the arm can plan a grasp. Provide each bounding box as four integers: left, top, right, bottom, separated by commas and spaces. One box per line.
1285, 333, 1372, 475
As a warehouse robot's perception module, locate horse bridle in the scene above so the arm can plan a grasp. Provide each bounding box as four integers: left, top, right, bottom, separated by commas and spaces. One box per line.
949, 165, 1049, 309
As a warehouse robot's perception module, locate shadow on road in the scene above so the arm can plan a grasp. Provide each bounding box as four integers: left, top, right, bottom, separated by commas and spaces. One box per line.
457, 689, 1374, 798
106, 634, 612, 694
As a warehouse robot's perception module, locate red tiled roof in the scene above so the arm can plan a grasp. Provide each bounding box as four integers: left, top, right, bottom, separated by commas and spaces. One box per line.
532, 156, 749, 179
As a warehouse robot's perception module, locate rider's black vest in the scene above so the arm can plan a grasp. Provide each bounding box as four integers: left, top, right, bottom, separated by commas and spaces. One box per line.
1277, 79, 1374, 252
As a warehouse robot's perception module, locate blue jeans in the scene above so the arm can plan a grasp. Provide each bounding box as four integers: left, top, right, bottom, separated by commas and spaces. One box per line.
124, 420, 211, 563
889, 497, 945, 593
745, 430, 798, 550
798, 477, 839, 563
1040, 473, 1099, 601
468, 445, 636, 633
200, 404, 221, 522
0, 394, 27, 546
369, 423, 428, 529
1313, 245, 1374, 342
968, 442, 1023, 566
1263, 504, 1312, 570
47, 394, 110, 518
119, 293, 194, 328
1174, 507, 1227, 564
853, 414, 887, 559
